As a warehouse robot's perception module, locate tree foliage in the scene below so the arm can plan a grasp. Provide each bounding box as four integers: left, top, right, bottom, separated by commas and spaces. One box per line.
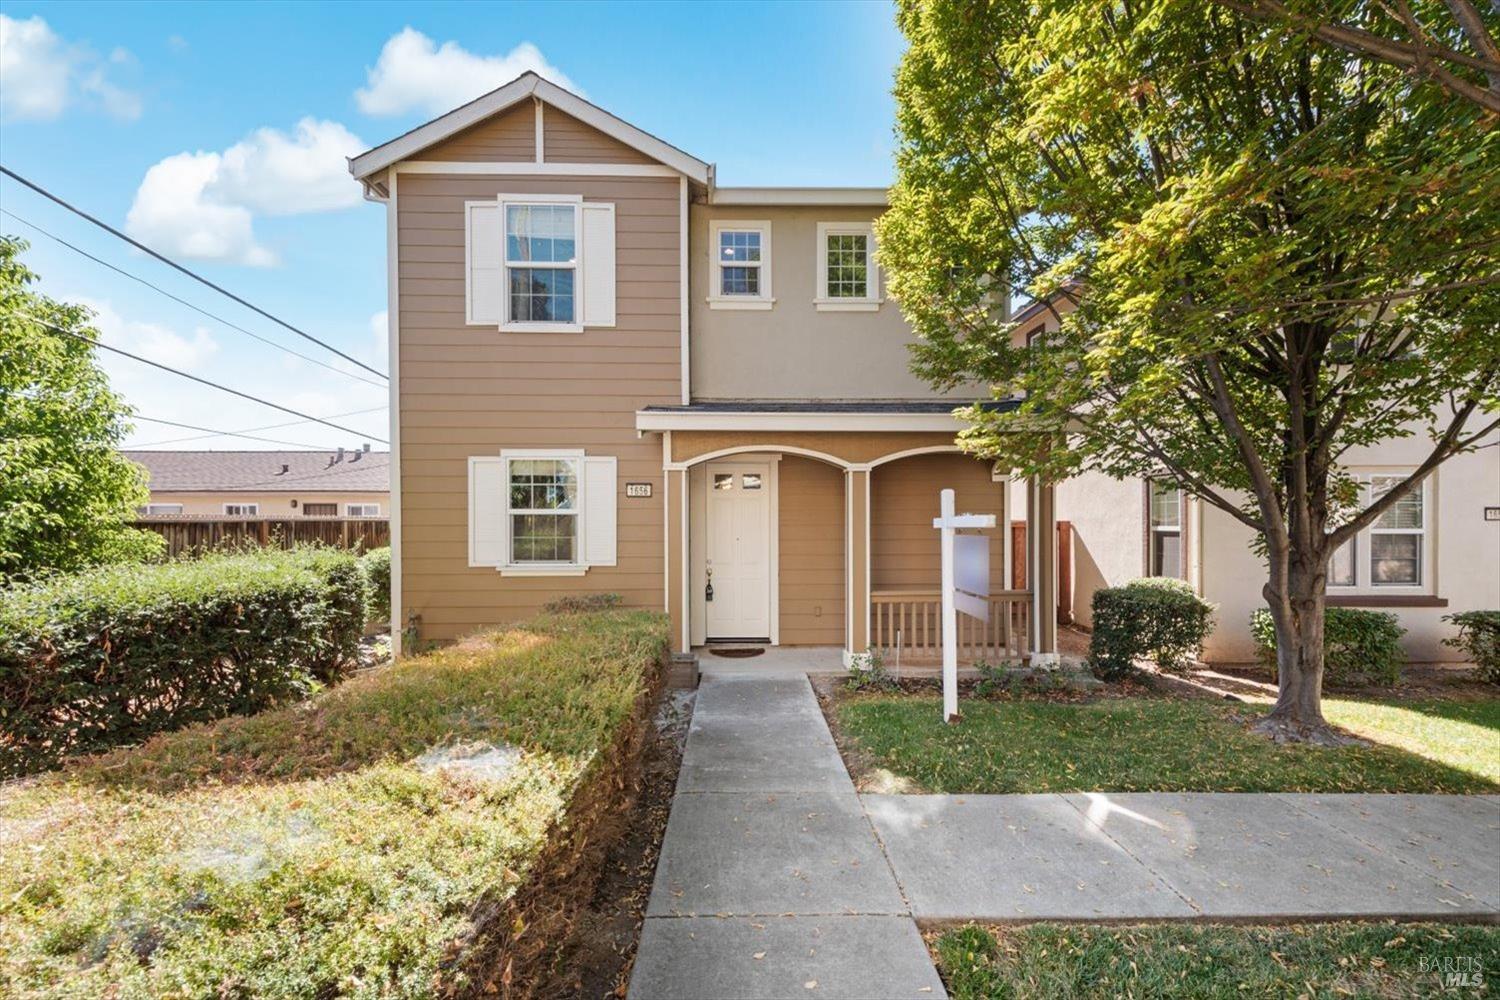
879, 0, 1500, 738
0, 236, 162, 579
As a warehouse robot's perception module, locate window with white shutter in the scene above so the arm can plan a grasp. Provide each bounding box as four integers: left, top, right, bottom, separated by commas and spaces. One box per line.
580, 203, 616, 327
468, 451, 619, 573
466, 202, 503, 325
583, 456, 618, 566
466, 196, 615, 332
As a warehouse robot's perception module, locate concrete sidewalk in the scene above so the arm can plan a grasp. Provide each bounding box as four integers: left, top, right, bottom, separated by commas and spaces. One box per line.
629, 674, 1499, 999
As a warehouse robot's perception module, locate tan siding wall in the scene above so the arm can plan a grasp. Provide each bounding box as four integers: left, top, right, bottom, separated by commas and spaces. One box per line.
871, 453, 1006, 591
143, 491, 387, 516
778, 456, 845, 645
543, 108, 655, 163
396, 171, 680, 642
420, 102, 535, 162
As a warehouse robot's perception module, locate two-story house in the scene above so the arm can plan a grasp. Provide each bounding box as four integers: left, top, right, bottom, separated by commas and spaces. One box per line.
349, 72, 1059, 664
351, 72, 1497, 666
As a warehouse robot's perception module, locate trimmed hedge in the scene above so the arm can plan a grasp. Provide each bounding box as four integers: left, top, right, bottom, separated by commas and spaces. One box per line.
1250, 606, 1405, 687
1444, 610, 1500, 684
0, 547, 367, 776
1089, 578, 1215, 679
361, 545, 391, 623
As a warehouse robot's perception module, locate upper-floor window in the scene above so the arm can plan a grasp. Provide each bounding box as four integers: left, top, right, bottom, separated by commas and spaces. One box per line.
708, 220, 773, 310
1330, 471, 1430, 591
224, 503, 259, 516
505, 202, 577, 327
1148, 480, 1183, 578
815, 222, 880, 311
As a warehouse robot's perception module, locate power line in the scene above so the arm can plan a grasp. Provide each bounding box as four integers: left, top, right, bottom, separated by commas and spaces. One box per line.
131, 406, 387, 447
130, 415, 343, 450
19, 311, 389, 443
0, 165, 387, 380
1, 208, 386, 390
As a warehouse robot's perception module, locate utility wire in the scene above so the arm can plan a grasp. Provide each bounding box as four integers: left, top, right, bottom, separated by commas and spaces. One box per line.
0, 165, 388, 380
18, 311, 388, 443
129, 415, 344, 451
131, 406, 387, 448
1, 208, 386, 390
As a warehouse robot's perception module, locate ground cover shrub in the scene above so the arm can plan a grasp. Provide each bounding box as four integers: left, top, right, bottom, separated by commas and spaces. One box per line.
0, 609, 668, 998
0, 546, 366, 776
1250, 606, 1405, 687
1088, 578, 1215, 679
1443, 610, 1500, 684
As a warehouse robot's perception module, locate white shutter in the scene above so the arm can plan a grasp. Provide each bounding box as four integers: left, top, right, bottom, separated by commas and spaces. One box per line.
580, 202, 616, 327
466, 202, 502, 325
583, 456, 617, 566
469, 457, 507, 567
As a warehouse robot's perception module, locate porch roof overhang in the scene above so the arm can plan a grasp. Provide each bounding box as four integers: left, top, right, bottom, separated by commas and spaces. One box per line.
635, 399, 1020, 434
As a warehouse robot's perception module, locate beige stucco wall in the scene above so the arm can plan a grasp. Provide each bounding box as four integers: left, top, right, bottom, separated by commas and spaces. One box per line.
142, 491, 387, 516
688, 204, 951, 400
1050, 472, 1148, 627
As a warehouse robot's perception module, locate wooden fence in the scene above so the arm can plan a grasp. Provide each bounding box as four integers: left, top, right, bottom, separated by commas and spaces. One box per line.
132, 517, 389, 558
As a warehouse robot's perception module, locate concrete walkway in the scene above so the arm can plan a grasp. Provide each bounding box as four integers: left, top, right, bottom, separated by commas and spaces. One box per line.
630, 674, 1500, 999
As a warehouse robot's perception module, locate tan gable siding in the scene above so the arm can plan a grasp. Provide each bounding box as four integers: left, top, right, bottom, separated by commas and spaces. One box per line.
778, 456, 845, 645
420, 102, 535, 162
872, 453, 1006, 592
542, 107, 655, 164
396, 172, 681, 642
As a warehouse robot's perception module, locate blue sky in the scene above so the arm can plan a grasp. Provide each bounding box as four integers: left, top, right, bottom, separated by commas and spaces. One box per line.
0, 1, 905, 449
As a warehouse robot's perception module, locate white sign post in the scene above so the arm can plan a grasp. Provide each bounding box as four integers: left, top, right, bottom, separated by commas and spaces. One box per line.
934, 488, 996, 723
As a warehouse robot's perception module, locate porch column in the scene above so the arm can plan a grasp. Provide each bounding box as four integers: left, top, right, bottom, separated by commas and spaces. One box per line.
844, 466, 871, 662
666, 466, 689, 654
1027, 475, 1059, 665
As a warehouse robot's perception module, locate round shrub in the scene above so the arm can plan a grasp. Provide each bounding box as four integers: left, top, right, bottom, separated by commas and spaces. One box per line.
1249, 606, 1405, 687
361, 546, 391, 624
1443, 610, 1500, 684
1088, 578, 1215, 679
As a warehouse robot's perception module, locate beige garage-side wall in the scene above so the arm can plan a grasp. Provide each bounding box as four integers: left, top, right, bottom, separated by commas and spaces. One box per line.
1201, 436, 1500, 663
1052, 472, 1148, 627
689, 204, 955, 401
396, 170, 681, 643
142, 492, 388, 516
871, 453, 1007, 592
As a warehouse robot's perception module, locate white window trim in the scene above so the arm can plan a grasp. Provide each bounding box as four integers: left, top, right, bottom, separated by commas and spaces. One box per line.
499, 447, 589, 576
814, 221, 881, 311
707, 219, 774, 310
1147, 480, 1184, 579
143, 503, 183, 515
345, 503, 381, 517
1328, 469, 1434, 595
223, 503, 259, 516
499, 193, 585, 333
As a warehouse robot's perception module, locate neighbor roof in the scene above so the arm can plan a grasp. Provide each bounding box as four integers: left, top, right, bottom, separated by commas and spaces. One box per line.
124, 450, 390, 493
347, 71, 712, 185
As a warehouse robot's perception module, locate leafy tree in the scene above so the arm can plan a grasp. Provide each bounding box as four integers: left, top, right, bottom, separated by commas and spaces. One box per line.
0, 236, 162, 579
879, 0, 1500, 742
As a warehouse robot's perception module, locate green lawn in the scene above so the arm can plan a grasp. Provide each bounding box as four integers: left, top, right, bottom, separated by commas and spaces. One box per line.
933, 922, 1500, 999
0, 610, 667, 999
834, 694, 1500, 793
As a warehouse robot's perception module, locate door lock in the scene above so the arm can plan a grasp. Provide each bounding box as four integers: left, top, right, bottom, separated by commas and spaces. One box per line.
705, 566, 714, 602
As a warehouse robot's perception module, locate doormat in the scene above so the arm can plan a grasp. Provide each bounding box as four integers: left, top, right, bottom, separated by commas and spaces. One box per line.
708, 647, 765, 658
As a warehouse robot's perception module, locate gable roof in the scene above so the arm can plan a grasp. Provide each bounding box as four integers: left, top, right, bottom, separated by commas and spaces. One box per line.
125, 450, 390, 493
348, 71, 711, 185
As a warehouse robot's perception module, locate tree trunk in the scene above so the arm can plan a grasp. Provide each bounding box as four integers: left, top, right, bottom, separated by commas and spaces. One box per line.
1251, 557, 1360, 745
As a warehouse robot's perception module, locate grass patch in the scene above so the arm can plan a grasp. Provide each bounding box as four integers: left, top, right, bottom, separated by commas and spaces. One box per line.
834, 695, 1499, 793
933, 922, 1500, 999
0, 609, 667, 999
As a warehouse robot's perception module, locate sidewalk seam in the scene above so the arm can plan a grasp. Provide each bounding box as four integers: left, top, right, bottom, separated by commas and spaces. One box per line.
1058, 793, 1204, 915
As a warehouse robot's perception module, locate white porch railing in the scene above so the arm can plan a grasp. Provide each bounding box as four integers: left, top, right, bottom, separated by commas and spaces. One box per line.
871, 589, 1032, 663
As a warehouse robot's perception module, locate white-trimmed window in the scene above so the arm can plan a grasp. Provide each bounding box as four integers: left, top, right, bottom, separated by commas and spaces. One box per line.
223, 503, 259, 516
1147, 480, 1183, 578
346, 503, 381, 517
140, 503, 183, 515
1330, 471, 1431, 592
708, 220, 773, 309
815, 222, 879, 311
466, 195, 615, 331
468, 450, 618, 574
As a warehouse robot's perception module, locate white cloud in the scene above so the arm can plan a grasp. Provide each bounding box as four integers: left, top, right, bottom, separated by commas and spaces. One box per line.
355, 27, 577, 117
82, 299, 220, 371
126, 118, 366, 266
0, 15, 141, 121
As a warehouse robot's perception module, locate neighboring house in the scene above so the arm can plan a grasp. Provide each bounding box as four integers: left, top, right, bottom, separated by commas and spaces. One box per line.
1009, 299, 1500, 663
350, 72, 1061, 662
126, 448, 390, 518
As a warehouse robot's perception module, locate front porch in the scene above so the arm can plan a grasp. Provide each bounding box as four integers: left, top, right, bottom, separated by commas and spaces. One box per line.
640, 405, 1061, 666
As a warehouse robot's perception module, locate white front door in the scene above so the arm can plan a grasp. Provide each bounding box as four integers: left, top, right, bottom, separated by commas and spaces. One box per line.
705, 461, 771, 639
